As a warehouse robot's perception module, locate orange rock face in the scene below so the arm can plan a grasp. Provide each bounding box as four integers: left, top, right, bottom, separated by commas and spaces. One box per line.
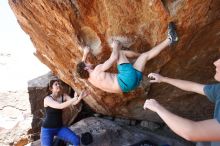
9, 0, 220, 121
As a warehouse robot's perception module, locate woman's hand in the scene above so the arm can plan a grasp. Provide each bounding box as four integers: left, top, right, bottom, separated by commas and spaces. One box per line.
74, 90, 89, 101
78, 90, 89, 100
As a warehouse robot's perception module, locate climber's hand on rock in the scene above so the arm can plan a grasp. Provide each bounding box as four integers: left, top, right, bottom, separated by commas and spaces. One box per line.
83, 46, 91, 54
148, 73, 164, 83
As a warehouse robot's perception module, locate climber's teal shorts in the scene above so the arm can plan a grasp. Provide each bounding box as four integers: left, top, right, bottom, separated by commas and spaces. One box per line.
117, 63, 143, 92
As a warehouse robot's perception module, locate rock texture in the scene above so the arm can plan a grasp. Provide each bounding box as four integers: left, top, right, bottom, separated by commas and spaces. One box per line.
9, 0, 220, 121
28, 117, 194, 146
28, 72, 82, 140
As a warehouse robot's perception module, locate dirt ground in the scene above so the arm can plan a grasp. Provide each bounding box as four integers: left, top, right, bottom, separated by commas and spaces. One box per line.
0, 90, 33, 146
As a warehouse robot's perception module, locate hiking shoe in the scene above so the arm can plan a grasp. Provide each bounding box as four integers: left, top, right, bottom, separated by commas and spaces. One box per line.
167, 22, 178, 45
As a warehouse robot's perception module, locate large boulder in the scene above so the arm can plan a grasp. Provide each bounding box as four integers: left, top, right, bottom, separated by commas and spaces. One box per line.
9, 0, 220, 122
28, 72, 82, 140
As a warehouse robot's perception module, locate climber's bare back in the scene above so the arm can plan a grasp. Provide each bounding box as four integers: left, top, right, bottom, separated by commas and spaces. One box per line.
88, 67, 122, 93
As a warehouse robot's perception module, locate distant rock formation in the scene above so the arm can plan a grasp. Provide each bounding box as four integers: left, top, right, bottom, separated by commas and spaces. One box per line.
9, 0, 220, 122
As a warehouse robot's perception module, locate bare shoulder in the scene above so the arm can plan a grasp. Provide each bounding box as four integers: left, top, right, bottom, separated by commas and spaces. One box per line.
63, 93, 71, 101
63, 93, 68, 97
44, 96, 52, 107
93, 65, 105, 75
91, 66, 106, 79
44, 96, 53, 102
94, 64, 103, 71
44, 96, 51, 100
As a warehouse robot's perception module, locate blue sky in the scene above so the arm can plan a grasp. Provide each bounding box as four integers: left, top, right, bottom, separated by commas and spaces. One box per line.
0, 1, 49, 91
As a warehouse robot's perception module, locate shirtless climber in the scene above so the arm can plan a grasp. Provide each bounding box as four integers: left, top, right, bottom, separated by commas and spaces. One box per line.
76, 22, 178, 93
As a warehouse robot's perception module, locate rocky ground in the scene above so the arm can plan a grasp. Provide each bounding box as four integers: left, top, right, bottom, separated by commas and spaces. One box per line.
0, 90, 33, 146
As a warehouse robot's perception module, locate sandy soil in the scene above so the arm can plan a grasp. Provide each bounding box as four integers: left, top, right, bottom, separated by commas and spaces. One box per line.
0, 90, 33, 146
